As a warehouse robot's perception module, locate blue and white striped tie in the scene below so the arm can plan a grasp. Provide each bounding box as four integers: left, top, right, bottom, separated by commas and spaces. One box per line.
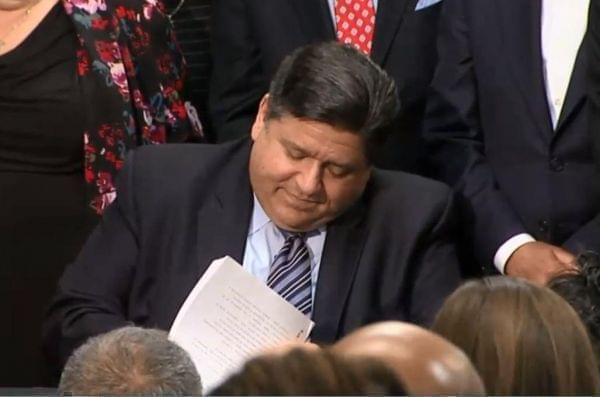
267, 233, 312, 316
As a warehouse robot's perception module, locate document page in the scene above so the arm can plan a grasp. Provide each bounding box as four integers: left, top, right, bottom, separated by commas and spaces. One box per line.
169, 256, 315, 393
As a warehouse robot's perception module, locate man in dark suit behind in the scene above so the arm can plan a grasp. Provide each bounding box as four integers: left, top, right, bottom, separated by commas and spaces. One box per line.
209, 0, 443, 172
424, 0, 599, 283
44, 42, 462, 372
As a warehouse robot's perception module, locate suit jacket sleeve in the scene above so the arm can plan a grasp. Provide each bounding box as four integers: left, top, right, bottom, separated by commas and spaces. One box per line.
566, 1, 600, 254
409, 186, 463, 326
43, 151, 141, 370
589, 0, 600, 167
564, 215, 600, 255
209, 0, 266, 142
423, 0, 527, 265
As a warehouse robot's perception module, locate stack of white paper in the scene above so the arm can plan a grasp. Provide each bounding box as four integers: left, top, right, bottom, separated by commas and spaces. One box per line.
169, 256, 315, 393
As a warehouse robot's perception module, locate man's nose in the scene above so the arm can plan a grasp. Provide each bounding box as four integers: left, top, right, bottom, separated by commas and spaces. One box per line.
296, 162, 324, 198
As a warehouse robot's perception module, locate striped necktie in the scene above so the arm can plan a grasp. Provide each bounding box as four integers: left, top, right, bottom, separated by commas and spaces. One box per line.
267, 233, 312, 316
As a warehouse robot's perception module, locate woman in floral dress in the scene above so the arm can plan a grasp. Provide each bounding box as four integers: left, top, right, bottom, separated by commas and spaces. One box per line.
0, 0, 202, 385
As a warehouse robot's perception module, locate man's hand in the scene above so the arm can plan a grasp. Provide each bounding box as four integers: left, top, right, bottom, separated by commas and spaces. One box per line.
505, 241, 577, 285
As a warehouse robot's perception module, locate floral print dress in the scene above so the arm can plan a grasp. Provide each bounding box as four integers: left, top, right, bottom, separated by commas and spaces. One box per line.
0, 0, 201, 386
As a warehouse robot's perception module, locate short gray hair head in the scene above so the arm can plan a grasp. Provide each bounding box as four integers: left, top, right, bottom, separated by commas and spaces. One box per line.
59, 327, 202, 396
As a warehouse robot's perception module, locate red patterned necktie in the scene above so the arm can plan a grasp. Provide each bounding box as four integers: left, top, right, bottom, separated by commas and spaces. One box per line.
335, 0, 376, 55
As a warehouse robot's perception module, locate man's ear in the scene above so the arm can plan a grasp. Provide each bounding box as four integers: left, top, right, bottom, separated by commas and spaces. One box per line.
251, 94, 270, 141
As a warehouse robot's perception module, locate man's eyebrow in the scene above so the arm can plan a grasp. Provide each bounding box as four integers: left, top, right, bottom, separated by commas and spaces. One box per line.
281, 137, 354, 169
281, 138, 310, 155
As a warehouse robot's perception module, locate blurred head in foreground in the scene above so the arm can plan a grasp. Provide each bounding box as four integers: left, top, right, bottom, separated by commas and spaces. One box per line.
333, 321, 485, 395
59, 327, 202, 396
209, 346, 405, 395
433, 276, 600, 395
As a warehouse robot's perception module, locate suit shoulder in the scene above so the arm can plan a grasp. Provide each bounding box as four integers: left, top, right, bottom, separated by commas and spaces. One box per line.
370, 169, 453, 203
362, 170, 455, 234
124, 139, 249, 188
366, 170, 454, 220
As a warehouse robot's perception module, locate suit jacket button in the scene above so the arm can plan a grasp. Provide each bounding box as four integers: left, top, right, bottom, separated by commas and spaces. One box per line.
549, 157, 565, 172
538, 219, 550, 233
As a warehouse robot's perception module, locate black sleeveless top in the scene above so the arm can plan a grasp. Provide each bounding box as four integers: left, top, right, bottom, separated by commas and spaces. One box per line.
0, 2, 83, 172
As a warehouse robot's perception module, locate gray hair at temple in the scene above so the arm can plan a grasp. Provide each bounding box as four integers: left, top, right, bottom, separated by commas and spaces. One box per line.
58, 327, 202, 396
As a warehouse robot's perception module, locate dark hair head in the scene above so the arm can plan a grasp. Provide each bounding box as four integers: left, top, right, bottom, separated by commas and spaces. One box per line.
266, 41, 399, 162
432, 276, 600, 395
210, 347, 405, 396
550, 251, 600, 360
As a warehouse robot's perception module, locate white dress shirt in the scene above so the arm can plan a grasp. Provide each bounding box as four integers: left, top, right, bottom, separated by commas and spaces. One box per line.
242, 195, 326, 307
493, 0, 590, 273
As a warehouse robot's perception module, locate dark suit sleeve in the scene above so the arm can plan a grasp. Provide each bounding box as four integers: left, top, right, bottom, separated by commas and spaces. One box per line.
590, 0, 600, 166
565, 1, 600, 254
564, 216, 600, 255
43, 152, 141, 370
409, 187, 462, 326
209, 0, 266, 142
423, 0, 526, 265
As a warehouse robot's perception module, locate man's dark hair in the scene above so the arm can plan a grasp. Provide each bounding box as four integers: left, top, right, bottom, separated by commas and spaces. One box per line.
549, 251, 600, 362
210, 347, 405, 396
266, 41, 400, 161
58, 327, 202, 396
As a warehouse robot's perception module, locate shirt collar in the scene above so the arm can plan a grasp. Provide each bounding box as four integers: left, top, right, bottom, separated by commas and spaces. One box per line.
249, 195, 272, 236
250, 195, 326, 237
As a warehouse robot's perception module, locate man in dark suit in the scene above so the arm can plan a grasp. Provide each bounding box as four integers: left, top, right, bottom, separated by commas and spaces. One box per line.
209, 0, 443, 171
44, 42, 462, 371
424, 0, 599, 283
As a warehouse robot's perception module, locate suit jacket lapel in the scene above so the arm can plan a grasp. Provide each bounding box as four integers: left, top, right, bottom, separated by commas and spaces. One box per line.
371, 0, 411, 65
311, 191, 368, 343
497, 0, 553, 139
290, 0, 336, 41
555, 40, 588, 133
160, 141, 253, 328
194, 142, 254, 279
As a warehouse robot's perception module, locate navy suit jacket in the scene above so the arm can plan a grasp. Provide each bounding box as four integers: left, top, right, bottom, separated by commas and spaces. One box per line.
589, 0, 600, 165
424, 0, 600, 267
43, 139, 462, 371
208, 0, 442, 172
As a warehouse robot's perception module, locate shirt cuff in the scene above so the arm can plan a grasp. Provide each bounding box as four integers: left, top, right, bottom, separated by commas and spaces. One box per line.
493, 233, 536, 274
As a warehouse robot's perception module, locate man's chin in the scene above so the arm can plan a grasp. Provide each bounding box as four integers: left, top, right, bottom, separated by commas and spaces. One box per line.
272, 215, 324, 233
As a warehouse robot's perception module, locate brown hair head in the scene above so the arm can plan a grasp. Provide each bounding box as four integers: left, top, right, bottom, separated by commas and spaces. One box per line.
209, 347, 405, 396
432, 276, 600, 395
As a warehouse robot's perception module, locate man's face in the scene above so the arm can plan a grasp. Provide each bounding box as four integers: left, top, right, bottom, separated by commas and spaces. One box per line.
249, 96, 371, 232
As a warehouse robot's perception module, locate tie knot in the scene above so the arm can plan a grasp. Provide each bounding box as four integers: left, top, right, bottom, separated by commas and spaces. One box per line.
278, 227, 306, 241
284, 232, 305, 242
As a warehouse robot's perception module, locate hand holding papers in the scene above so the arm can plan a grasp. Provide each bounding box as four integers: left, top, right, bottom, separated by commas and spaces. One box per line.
168, 256, 315, 393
